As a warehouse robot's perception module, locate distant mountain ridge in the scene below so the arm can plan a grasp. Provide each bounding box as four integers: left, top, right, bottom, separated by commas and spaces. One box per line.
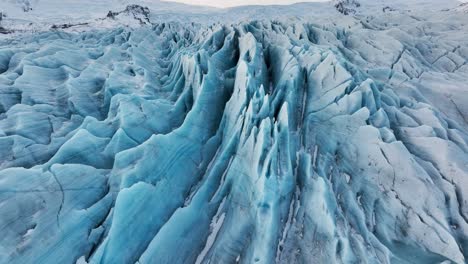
0, 0, 464, 36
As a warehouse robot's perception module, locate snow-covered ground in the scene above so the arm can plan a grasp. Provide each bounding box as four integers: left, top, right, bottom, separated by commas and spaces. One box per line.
0, 0, 465, 33
0, 1, 468, 263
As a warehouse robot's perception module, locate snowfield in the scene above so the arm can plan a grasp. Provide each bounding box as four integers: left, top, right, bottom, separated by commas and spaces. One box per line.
0, 1, 468, 263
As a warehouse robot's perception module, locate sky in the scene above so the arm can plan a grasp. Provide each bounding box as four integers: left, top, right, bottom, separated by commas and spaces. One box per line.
162, 0, 468, 8
162, 0, 329, 8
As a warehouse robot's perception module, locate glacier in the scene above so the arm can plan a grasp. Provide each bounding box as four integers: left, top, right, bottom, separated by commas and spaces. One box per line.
0, 1, 468, 264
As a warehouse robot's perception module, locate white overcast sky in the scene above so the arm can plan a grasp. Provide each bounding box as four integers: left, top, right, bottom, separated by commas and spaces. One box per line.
162, 0, 329, 8
163, 0, 467, 8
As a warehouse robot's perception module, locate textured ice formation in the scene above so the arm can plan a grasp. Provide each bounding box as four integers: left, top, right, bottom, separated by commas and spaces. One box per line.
0, 7, 468, 264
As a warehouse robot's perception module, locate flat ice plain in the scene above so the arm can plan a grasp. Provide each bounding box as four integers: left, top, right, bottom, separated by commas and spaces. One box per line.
0, 0, 467, 263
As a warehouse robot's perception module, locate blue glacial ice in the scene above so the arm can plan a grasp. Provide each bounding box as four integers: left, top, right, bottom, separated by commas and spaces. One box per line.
0, 8, 468, 264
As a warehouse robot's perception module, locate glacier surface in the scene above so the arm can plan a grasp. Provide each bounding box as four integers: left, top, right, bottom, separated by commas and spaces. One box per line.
0, 1, 468, 264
